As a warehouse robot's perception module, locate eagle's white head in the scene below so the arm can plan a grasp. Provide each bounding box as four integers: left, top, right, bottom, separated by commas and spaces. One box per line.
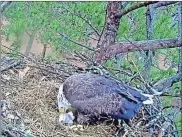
57, 84, 75, 125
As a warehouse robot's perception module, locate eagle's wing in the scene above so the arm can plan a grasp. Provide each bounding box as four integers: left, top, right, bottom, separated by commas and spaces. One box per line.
63, 74, 149, 103
62, 74, 152, 120
70, 92, 123, 116
69, 92, 142, 120
116, 85, 149, 103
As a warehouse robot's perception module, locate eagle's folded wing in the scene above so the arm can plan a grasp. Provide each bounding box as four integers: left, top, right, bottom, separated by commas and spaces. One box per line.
69, 92, 143, 120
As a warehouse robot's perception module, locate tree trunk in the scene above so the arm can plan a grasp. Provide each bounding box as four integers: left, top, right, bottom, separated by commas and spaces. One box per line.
95, 2, 180, 63
24, 30, 36, 56
95, 2, 122, 63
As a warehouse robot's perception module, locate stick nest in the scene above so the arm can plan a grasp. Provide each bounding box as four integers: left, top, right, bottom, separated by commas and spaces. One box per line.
1, 54, 181, 137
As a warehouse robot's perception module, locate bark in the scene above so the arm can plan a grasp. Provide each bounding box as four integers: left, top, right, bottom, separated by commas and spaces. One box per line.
95, 1, 180, 63
95, 38, 181, 62
97, 2, 121, 48
95, 2, 123, 63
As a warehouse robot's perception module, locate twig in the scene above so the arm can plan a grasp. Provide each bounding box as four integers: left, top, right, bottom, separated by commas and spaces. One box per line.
162, 106, 181, 111
1, 45, 50, 77
116, 2, 158, 18
97, 3, 107, 48
0, 59, 23, 72
130, 60, 145, 83
2, 130, 17, 137
58, 32, 95, 51
59, 5, 100, 37
153, 1, 178, 9
160, 94, 181, 98
105, 67, 133, 77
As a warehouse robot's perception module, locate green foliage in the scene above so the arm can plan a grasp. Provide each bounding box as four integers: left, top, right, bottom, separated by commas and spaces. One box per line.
154, 5, 178, 39
3, 1, 180, 84
175, 114, 182, 133
161, 95, 181, 133
151, 67, 176, 81
4, 3, 26, 35
9, 39, 22, 58
172, 82, 181, 93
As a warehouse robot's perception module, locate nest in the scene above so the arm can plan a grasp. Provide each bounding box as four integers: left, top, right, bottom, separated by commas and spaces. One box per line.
1, 54, 181, 137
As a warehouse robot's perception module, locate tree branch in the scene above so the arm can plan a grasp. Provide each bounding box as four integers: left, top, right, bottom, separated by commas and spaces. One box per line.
59, 5, 100, 37
116, 1, 158, 18
121, 1, 130, 9
160, 94, 181, 98
58, 32, 95, 51
95, 38, 181, 62
153, 73, 182, 92
153, 1, 178, 9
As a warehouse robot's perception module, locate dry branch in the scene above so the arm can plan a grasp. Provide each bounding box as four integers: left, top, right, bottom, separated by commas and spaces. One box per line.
116, 1, 158, 18
95, 38, 181, 62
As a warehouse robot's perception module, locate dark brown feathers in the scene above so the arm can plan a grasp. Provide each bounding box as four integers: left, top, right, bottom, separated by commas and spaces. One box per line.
62, 73, 151, 122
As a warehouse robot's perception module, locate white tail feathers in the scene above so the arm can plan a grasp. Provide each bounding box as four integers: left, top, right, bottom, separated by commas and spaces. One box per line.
141, 93, 154, 105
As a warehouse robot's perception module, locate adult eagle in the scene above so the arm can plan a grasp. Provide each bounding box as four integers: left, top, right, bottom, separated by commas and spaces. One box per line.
57, 73, 153, 126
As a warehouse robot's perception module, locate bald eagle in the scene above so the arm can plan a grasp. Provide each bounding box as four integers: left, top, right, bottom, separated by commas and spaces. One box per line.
57, 73, 153, 126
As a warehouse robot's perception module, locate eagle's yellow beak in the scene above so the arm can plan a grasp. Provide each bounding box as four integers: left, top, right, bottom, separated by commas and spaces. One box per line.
59, 108, 67, 114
